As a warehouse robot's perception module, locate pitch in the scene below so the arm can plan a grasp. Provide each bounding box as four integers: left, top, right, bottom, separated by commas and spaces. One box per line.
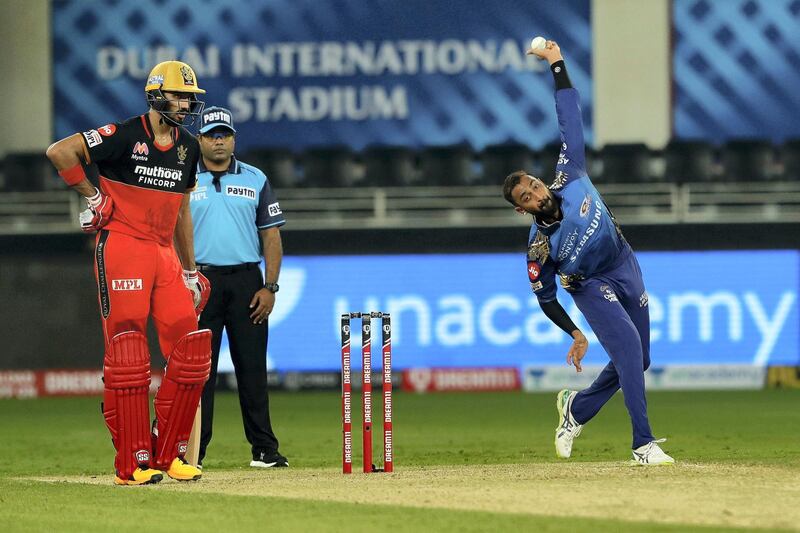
3, 389, 799, 531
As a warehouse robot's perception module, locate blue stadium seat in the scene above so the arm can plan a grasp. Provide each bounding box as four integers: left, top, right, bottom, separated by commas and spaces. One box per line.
664, 140, 717, 183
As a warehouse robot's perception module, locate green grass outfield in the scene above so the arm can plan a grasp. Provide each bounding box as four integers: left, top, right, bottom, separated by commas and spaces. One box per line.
2, 390, 799, 532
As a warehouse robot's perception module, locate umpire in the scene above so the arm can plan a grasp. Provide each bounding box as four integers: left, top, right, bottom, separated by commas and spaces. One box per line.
190, 106, 288, 468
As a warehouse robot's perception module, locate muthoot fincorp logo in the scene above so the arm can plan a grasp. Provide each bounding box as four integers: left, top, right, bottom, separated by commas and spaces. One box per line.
134, 165, 183, 188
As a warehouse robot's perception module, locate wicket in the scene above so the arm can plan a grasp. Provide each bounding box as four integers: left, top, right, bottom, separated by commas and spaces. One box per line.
341, 312, 393, 474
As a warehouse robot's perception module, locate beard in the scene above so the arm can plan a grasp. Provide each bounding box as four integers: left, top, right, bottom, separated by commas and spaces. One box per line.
538, 196, 558, 217
528, 194, 560, 223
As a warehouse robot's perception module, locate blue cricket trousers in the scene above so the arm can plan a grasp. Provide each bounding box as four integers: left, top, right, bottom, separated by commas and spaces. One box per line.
567, 247, 655, 449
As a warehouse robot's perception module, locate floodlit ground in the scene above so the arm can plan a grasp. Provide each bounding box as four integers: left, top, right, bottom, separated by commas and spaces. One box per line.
3, 390, 799, 532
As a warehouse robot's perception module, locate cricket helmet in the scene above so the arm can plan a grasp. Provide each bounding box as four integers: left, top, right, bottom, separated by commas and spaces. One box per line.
145, 61, 206, 127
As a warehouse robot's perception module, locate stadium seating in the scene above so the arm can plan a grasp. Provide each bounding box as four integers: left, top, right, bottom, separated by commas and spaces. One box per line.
300, 146, 361, 187
1, 152, 54, 192
663, 140, 717, 183
362, 146, 418, 187
720, 140, 775, 182
241, 148, 299, 189
419, 145, 475, 186
596, 143, 653, 183
3, 137, 797, 198
535, 141, 563, 182
478, 143, 535, 186
780, 139, 800, 181
535, 141, 601, 184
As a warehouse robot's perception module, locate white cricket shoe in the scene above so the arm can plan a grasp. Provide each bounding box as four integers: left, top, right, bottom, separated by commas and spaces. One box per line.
631, 438, 675, 466
555, 389, 583, 458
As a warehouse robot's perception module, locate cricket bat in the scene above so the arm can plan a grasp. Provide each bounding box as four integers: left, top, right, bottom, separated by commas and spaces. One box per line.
186, 402, 201, 467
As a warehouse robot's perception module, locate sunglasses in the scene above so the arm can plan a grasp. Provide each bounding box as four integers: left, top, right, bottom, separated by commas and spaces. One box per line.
202, 129, 234, 140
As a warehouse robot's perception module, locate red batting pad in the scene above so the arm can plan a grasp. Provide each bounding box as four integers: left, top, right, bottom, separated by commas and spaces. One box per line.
103, 331, 152, 479
152, 330, 211, 469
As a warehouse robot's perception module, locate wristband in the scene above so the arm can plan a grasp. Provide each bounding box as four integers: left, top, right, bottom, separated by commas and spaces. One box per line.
59, 162, 87, 186
550, 60, 573, 90
86, 188, 102, 208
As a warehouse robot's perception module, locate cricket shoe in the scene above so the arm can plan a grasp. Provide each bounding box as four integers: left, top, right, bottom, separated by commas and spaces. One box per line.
555, 389, 583, 458
166, 456, 203, 481
631, 438, 675, 466
114, 467, 164, 486
251, 450, 289, 468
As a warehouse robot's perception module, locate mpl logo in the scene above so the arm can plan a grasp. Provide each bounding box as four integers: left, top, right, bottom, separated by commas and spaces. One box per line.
131, 142, 149, 161
112, 279, 143, 291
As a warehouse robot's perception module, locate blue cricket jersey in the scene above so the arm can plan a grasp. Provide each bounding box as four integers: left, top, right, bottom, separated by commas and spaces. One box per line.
190, 156, 286, 266
527, 88, 628, 303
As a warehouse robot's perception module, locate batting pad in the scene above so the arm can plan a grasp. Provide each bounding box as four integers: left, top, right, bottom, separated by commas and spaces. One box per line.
103, 331, 152, 479
152, 330, 211, 469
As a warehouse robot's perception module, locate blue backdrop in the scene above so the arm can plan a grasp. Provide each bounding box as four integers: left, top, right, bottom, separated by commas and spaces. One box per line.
52, 0, 592, 152
216, 250, 799, 371
673, 0, 800, 142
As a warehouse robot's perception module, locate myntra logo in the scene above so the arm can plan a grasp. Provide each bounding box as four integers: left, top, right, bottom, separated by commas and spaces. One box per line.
131, 142, 149, 161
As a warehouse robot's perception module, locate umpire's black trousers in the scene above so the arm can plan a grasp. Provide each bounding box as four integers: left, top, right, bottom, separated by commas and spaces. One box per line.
197, 262, 280, 463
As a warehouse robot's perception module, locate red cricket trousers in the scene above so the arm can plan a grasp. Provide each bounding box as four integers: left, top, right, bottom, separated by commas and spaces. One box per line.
94, 230, 197, 354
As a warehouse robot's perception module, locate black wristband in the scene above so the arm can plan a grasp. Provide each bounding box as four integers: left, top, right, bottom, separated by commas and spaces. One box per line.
550, 60, 573, 90
539, 299, 578, 335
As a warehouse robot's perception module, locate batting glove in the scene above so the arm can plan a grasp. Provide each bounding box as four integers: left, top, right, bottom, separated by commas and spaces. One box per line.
78, 187, 114, 233
183, 269, 211, 318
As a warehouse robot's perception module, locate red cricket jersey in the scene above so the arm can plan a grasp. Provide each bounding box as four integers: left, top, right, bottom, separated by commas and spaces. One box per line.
81, 114, 200, 246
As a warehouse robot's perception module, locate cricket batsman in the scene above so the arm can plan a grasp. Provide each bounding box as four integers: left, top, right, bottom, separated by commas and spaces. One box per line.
502, 40, 674, 465
46, 61, 213, 484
